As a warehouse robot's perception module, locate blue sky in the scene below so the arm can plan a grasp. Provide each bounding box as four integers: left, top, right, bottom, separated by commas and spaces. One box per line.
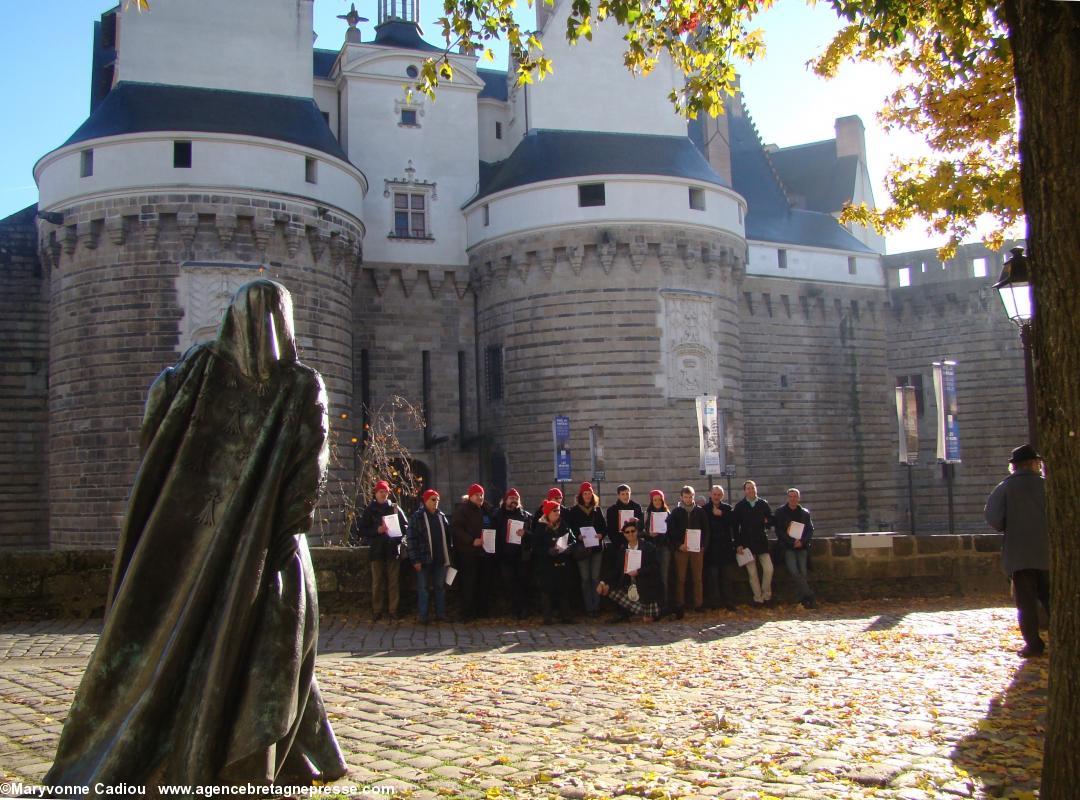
0, 0, 959, 252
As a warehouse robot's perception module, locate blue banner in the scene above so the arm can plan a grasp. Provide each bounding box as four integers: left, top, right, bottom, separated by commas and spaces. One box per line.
934, 361, 962, 463
553, 415, 572, 482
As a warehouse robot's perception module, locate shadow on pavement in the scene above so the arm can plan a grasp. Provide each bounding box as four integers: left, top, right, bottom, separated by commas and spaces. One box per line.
950, 656, 1047, 798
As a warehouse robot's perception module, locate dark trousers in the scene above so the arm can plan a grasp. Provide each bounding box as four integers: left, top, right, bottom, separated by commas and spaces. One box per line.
1012, 568, 1050, 650
540, 564, 575, 622
500, 560, 531, 618
704, 561, 739, 607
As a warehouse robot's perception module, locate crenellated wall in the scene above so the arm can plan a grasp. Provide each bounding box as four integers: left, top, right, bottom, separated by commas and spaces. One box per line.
38, 193, 362, 547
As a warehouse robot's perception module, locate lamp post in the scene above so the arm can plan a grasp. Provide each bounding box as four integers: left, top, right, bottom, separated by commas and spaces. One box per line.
993, 246, 1037, 447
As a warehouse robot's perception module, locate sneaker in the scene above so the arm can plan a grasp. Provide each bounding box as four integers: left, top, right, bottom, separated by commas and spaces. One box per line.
1019, 644, 1046, 658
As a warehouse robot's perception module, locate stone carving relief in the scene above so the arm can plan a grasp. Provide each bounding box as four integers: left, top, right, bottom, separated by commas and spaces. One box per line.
661, 291, 717, 399
177, 262, 263, 354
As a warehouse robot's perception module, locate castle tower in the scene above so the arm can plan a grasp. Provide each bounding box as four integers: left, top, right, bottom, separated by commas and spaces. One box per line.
34, 0, 367, 546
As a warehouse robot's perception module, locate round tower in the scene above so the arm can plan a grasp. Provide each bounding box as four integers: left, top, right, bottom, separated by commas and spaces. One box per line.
34, 0, 366, 547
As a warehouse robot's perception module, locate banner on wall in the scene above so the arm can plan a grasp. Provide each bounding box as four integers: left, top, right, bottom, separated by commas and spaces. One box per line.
589, 425, 606, 482
696, 395, 723, 475
933, 361, 962, 463
552, 415, 572, 482
895, 385, 919, 465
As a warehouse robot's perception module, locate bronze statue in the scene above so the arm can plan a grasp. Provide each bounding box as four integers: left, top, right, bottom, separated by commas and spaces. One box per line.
46, 280, 347, 792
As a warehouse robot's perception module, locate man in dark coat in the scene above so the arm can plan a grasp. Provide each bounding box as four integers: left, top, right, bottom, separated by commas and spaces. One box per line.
597, 518, 662, 621
984, 444, 1050, 657
494, 488, 533, 619
605, 484, 644, 548
356, 479, 410, 620
407, 488, 453, 624
774, 488, 816, 608
45, 280, 346, 792
450, 483, 493, 621
731, 479, 775, 605
703, 485, 738, 611
667, 485, 710, 618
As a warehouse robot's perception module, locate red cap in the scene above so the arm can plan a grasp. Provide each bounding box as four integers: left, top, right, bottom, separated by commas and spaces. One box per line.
546, 488, 564, 501
542, 500, 561, 517
422, 489, 440, 503
504, 488, 521, 500
374, 480, 391, 493
649, 489, 665, 501
579, 482, 594, 495
467, 483, 485, 498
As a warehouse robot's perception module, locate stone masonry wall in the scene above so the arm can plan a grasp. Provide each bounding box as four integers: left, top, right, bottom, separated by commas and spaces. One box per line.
884, 242, 1029, 533
39, 193, 361, 547
0, 206, 49, 548
737, 276, 898, 533
470, 223, 746, 505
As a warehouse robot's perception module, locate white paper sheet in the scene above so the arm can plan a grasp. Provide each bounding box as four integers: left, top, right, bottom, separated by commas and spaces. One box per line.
736, 548, 755, 567
383, 514, 402, 538
685, 528, 702, 553
650, 514, 668, 535
507, 519, 525, 545
788, 521, 805, 540
619, 510, 636, 530
482, 528, 497, 554
624, 549, 642, 573
555, 534, 569, 552
445, 566, 458, 586
581, 526, 600, 548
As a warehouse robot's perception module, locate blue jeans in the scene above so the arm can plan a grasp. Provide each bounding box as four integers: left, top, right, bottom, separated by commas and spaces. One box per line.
783, 549, 814, 602
577, 550, 603, 613
416, 563, 448, 621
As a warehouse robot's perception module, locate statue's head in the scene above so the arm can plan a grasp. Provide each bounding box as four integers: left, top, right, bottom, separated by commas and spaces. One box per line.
215, 279, 298, 379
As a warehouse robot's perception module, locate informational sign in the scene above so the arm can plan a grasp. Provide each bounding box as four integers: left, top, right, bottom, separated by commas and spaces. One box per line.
695, 396, 722, 475
933, 361, 962, 463
553, 415, 572, 482
894, 385, 919, 465
589, 425, 606, 482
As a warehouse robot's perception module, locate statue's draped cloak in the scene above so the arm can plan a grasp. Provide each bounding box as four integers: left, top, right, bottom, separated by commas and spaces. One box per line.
46, 282, 347, 793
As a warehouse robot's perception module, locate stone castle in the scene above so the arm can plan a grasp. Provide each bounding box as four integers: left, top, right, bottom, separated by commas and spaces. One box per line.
0, 0, 1028, 549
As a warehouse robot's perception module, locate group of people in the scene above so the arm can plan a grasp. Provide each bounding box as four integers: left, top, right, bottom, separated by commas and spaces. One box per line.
352, 478, 818, 625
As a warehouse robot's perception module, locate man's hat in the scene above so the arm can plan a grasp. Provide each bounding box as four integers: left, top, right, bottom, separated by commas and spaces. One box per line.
1009, 444, 1043, 463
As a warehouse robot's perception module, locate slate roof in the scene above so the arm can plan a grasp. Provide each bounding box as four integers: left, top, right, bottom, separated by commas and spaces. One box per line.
474, 129, 729, 202
62, 82, 350, 163
724, 99, 875, 253
477, 68, 509, 101
768, 139, 859, 214
314, 48, 338, 79
370, 20, 443, 52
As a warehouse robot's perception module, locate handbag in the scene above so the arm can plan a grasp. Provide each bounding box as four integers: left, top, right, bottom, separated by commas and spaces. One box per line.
627, 582, 640, 603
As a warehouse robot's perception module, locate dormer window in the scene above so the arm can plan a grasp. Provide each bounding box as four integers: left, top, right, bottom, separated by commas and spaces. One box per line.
385, 160, 437, 241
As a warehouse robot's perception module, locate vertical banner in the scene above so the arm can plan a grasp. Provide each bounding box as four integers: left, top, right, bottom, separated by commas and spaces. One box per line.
696, 396, 722, 475
553, 415, 572, 482
933, 361, 962, 463
895, 385, 919, 464
589, 425, 606, 482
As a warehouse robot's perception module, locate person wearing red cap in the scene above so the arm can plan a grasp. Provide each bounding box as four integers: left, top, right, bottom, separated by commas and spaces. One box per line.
355, 480, 410, 621
406, 489, 453, 624
565, 482, 608, 617
494, 488, 533, 620
532, 487, 569, 529
532, 500, 577, 624
450, 483, 493, 622
644, 490, 672, 613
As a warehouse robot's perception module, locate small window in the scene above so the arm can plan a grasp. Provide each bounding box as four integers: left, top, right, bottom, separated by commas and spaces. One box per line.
848, 256, 857, 275
495, 121, 503, 140
173, 140, 192, 169
485, 345, 504, 402
482, 203, 490, 227
393, 191, 428, 238
898, 266, 912, 287
972, 257, 987, 278
689, 187, 706, 211
80, 149, 94, 178
305, 157, 318, 184
400, 109, 418, 126
578, 183, 605, 207
777, 249, 788, 269
406, 65, 419, 78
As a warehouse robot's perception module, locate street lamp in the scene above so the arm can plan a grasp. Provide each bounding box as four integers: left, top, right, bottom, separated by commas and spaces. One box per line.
993, 247, 1037, 446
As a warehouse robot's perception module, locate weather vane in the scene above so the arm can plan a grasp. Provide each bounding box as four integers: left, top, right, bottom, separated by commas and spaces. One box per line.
337, 3, 368, 29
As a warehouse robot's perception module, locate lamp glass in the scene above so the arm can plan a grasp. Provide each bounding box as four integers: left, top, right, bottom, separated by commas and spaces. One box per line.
997, 281, 1033, 324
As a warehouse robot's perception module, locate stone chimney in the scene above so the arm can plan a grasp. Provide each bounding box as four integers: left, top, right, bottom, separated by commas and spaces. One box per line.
835, 115, 866, 162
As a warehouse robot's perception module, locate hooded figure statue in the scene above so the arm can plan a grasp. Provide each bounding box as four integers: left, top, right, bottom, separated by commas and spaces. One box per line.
45, 280, 348, 794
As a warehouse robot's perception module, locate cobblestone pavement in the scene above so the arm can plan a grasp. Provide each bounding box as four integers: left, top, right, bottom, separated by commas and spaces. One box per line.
0, 597, 1047, 799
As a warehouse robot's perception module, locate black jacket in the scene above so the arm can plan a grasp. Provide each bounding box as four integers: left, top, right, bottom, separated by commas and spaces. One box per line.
356, 499, 409, 560
600, 538, 663, 605
564, 502, 607, 552
531, 519, 578, 590
704, 500, 735, 564
643, 506, 671, 549
667, 503, 711, 551
774, 503, 814, 549
493, 505, 533, 562
406, 507, 453, 566
731, 498, 773, 555
450, 499, 495, 561
605, 500, 644, 546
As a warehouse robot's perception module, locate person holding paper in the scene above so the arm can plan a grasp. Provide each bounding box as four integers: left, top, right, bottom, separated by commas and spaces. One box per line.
667, 485, 710, 619
450, 483, 494, 622
532, 487, 570, 536
732, 480, 775, 605
643, 490, 673, 611
355, 479, 410, 621
532, 500, 577, 624
606, 484, 644, 548
407, 489, 454, 624
565, 482, 608, 618
773, 488, 816, 608
494, 488, 534, 620
596, 519, 662, 622
704, 485, 738, 612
